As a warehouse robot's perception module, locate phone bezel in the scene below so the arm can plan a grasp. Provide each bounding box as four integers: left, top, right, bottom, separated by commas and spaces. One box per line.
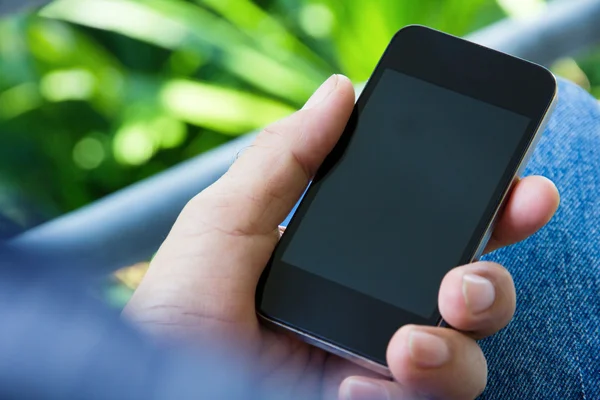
256, 25, 557, 369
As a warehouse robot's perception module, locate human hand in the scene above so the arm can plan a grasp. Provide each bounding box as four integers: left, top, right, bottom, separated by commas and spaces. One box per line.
123, 75, 560, 400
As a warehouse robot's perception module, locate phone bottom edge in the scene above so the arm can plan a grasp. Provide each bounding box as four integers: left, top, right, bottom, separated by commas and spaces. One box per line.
257, 312, 392, 378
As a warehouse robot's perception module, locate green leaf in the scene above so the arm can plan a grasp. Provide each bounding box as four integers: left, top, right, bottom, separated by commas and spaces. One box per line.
196, 0, 332, 76
160, 79, 295, 134
41, 0, 323, 103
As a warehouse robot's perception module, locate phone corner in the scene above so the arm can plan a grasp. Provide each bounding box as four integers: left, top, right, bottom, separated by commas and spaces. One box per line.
392, 24, 431, 42
545, 71, 559, 103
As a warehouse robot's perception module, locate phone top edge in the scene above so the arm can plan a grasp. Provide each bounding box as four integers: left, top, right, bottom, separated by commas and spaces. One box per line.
392, 25, 557, 82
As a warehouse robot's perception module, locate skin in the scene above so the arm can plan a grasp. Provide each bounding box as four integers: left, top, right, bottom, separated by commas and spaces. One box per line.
123, 75, 560, 400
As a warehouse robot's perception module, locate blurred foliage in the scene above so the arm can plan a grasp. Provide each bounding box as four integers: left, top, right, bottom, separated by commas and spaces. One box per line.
0, 0, 598, 235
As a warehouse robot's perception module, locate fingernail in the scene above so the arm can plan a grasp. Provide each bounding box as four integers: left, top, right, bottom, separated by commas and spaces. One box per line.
462, 274, 496, 314
342, 379, 389, 400
303, 75, 339, 109
408, 330, 450, 368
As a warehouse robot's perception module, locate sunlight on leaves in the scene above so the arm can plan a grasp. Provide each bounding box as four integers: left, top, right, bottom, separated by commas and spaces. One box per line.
41, 0, 321, 104
151, 115, 188, 149
0, 83, 42, 119
324, 1, 397, 80
2, 0, 596, 238
40, 68, 96, 102
73, 136, 105, 170
113, 123, 156, 166
26, 19, 76, 63
496, 0, 545, 20
27, 19, 123, 73
223, 46, 320, 103
300, 3, 335, 39
112, 113, 188, 165
160, 79, 295, 134
41, 0, 188, 48
197, 0, 331, 76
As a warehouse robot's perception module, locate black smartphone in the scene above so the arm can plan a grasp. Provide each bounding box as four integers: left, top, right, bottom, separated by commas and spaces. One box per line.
255, 25, 557, 376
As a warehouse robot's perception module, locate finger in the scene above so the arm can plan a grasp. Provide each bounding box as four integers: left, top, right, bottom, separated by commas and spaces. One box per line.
193, 74, 355, 236
438, 262, 516, 339
485, 176, 559, 253
339, 376, 420, 400
387, 325, 487, 400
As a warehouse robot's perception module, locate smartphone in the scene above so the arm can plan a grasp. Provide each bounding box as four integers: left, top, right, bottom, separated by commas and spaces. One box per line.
255, 25, 557, 376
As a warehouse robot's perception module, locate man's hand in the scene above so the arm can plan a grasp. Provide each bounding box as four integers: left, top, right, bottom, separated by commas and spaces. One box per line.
124, 75, 559, 400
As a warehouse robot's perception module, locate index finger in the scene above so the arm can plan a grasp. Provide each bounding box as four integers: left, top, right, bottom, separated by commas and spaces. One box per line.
484, 175, 559, 254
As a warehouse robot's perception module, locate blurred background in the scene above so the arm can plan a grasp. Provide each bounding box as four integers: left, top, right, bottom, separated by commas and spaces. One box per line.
1, 0, 599, 304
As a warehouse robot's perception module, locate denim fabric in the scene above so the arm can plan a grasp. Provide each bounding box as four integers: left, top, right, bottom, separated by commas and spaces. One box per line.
478, 80, 600, 399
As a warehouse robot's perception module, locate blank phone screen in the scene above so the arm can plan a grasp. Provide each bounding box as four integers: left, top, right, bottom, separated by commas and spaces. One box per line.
282, 69, 530, 318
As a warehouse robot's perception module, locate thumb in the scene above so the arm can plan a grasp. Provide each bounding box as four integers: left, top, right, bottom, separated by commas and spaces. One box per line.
124, 75, 355, 340
201, 74, 355, 235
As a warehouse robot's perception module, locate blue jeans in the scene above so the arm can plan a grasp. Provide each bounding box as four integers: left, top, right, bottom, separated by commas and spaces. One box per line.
478, 80, 600, 399
283, 79, 600, 399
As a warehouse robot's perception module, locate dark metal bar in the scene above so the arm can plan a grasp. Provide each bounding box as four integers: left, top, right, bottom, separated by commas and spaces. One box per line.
0, 0, 51, 16
8, 0, 600, 274
7, 134, 256, 273
469, 0, 600, 66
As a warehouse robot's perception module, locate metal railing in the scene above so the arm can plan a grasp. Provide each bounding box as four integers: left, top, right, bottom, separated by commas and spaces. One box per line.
6, 0, 600, 274
0, 0, 51, 16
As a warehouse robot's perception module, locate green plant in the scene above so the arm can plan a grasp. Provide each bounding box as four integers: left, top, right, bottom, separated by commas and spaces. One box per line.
1, 0, 597, 232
